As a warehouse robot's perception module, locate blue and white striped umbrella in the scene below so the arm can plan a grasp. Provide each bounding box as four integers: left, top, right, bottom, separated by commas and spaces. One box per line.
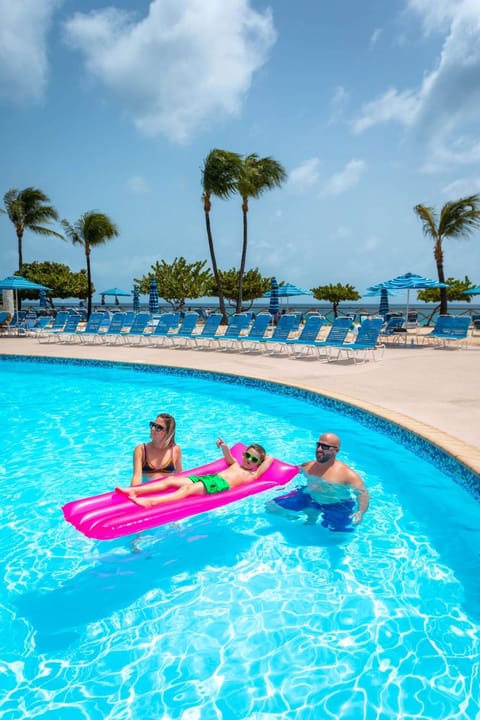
263, 282, 313, 299
149, 279, 159, 314
462, 285, 480, 295
132, 285, 140, 313
368, 272, 448, 325
268, 277, 280, 317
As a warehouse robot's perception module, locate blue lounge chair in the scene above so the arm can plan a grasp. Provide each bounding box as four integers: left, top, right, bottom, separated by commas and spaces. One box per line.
41, 314, 82, 343
98, 312, 136, 344
246, 314, 300, 354
225, 313, 272, 352
472, 313, 480, 335
423, 315, 471, 348
162, 312, 200, 347
4, 310, 27, 335
25, 316, 52, 336
87, 312, 126, 343
0, 311, 11, 332
421, 315, 454, 345
380, 315, 405, 342
279, 314, 325, 355
327, 317, 385, 362
47, 312, 70, 332
62, 312, 105, 344
114, 312, 152, 345
206, 314, 251, 350
188, 314, 223, 348
296, 317, 353, 357
141, 313, 180, 347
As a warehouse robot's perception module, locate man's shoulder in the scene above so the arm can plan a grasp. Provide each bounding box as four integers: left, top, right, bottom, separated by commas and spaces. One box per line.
334, 459, 364, 485
300, 460, 321, 476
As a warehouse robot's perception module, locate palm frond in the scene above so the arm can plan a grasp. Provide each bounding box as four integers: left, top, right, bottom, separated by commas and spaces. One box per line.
413, 203, 438, 238
201, 149, 241, 199
438, 194, 480, 238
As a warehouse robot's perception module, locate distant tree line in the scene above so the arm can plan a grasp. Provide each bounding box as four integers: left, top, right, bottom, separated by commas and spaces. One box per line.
1, 173, 479, 317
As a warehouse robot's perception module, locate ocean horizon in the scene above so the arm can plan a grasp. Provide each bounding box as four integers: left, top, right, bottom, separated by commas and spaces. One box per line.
38, 297, 479, 326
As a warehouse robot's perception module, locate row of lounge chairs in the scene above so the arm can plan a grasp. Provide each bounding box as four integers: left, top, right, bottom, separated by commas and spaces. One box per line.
380, 314, 472, 347
36, 310, 386, 362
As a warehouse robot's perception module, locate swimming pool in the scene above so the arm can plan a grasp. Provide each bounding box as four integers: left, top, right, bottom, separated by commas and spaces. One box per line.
1, 355, 479, 720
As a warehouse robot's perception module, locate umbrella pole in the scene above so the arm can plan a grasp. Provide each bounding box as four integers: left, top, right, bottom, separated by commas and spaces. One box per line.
16, 288, 20, 336
405, 289, 410, 340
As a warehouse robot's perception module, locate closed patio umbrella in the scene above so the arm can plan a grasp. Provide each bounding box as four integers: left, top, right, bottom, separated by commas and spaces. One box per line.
149, 279, 159, 314
378, 288, 389, 318
363, 287, 402, 321
38, 289, 48, 309
132, 285, 140, 313
268, 277, 280, 319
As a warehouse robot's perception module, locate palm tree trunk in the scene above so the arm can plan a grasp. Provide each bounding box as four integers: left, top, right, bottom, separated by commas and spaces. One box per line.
236, 201, 248, 313
434, 239, 448, 315
86, 248, 92, 319
204, 209, 228, 323
16, 227, 24, 309
16, 226, 23, 270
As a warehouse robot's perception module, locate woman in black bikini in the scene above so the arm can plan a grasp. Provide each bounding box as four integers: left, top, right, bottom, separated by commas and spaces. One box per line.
130, 413, 182, 486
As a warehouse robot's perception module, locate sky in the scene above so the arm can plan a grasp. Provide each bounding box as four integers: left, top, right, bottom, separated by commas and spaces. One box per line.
1, 0, 480, 302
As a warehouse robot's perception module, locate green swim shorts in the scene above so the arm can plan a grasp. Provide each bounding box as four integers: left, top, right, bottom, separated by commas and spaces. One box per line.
189, 474, 230, 494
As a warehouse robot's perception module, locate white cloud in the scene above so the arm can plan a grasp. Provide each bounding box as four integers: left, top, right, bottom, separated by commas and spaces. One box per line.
370, 28, 383, 48
0, 0, 62, 103
320, 159, 366, 196
127, 175, 150, 194
289, 158, 320, 191
422, 135, 480, 172
63, 0, 276, 143
442, 177, 480, 196
352, 87, 419, 133
353, 0, 480, 169
406, 0, 462, 34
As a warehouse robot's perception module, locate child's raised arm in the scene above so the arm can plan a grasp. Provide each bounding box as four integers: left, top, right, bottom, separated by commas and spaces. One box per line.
216, 437, 235, 466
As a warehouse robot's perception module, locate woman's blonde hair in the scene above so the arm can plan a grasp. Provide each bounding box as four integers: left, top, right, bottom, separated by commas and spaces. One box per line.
155, 413, 176, 447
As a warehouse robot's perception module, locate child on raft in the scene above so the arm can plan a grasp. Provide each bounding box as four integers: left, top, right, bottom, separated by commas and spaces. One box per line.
117, 438, 272, 507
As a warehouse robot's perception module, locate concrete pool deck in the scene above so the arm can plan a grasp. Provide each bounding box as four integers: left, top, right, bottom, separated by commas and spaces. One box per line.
2, 336, 479, 475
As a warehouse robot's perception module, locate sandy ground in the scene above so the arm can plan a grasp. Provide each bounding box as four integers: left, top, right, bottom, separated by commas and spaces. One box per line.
1, 333, 479, 475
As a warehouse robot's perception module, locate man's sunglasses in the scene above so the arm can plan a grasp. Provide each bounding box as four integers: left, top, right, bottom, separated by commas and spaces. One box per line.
150, 421, 167, 432
243, 451, 261, 464
316, 442, 338, 451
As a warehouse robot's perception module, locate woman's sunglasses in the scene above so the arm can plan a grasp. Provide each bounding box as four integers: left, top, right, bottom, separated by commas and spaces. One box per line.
149, 421, 167, 432
243, 450, 261, 464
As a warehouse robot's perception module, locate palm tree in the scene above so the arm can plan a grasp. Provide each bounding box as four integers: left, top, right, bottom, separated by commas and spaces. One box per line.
414, 194, 480, 314
62, 211, 119, 318
235, 154, 287, 312
201, 149, 241, 322
2, 187, 63, 270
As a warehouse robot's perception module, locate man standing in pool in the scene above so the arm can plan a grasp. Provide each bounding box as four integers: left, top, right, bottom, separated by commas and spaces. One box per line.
267, 432, 369, 531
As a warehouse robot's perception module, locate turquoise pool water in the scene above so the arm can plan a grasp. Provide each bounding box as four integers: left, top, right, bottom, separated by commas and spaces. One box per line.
1, 356, 479, 720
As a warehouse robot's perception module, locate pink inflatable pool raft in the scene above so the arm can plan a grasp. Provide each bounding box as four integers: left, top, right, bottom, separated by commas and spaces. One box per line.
62, 443, 299, 540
